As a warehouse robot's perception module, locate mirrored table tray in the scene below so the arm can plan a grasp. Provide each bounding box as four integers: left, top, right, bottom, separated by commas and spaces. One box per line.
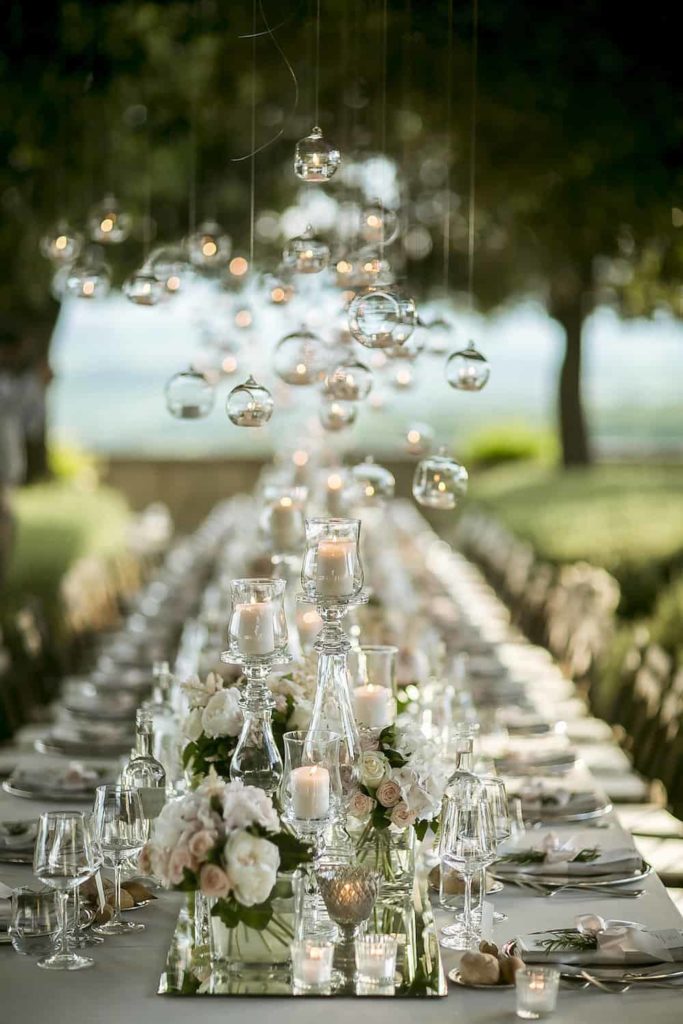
158, 886, 447, 998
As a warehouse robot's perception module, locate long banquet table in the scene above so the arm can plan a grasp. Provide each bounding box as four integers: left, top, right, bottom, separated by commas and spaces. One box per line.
0, 502, 681, 1023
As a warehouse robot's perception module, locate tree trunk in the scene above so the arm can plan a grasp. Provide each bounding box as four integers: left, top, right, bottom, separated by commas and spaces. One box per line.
553, 296, 592, 468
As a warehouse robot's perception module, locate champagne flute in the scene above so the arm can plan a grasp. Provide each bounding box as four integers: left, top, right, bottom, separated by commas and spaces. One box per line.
33, 811, 97, 970
91, 786, 147, 935
439, 776, 496, 950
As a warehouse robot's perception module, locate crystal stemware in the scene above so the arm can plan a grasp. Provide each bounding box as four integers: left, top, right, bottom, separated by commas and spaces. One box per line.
33, 811, 97, 970
91, 786, 147, 935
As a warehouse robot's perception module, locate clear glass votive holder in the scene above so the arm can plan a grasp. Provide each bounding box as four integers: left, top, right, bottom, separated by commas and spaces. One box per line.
355, 935, 398, 986
9, 889, 60, 957
291, 939, 335, 992
515, 966, 560, 1019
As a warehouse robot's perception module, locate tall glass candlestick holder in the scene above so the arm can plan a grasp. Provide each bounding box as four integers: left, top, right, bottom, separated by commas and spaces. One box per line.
221, 578, 291, 795
261, 486, 307, 663
300, 518, 367, 784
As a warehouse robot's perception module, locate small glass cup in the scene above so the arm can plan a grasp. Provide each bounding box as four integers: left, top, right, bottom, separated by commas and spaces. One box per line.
355, 935, 398, 986
301, 518, 363, 603
9, 889, 60, 957
515, 966, 560, 1019
227, 578, 288, 661
280, 731, 342, 830
290, 939, 334, 992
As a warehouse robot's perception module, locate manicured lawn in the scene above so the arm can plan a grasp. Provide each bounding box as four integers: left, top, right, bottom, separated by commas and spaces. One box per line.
465, 463, 683, 618
4, 482, 130, 618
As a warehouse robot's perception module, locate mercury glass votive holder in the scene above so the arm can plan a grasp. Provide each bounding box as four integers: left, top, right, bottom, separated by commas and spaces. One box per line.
354, 935, 398, 987
290, 939, 335, 993
515, 966, 560, 1019
317, 865, 379, 978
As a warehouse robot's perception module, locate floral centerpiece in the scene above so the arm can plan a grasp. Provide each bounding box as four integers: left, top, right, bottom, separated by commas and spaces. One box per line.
348, 724, 448, 893
140, 769, 311, 969
181, 663, 316, 786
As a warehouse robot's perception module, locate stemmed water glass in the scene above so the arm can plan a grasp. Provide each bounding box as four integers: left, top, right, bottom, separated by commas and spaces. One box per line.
33, 811, 98, 970
91, 786, 147, 935
477, 775, 511, 924
439, 776, 496, 950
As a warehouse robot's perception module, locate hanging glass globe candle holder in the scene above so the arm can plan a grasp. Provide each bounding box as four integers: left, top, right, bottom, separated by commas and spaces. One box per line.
165, 368, 215, 419
348, 288, 402, 349
40, 221, 83, 264
294, 126, 341, 182
405, 422, 435, 457
350, 455, 395, 506
322, 359, 373, 402
123, 266, 164, 306
274, 328, 329, 386
150, 245, 192, 294
412, 449, 468, 510
64, 257, 111, 300
425, 316, 453, 354
392, 294, 418, 346
188, 220, 232, 270
226, 375, 274, 427
282, 225, 330, 274
360, 201, 399, 247
88, 195, 132, 244
445, 343, 491, 391
319, 398, 357, 432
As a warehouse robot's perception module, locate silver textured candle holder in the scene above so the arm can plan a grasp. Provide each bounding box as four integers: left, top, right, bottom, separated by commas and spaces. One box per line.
317, 864, 379, 982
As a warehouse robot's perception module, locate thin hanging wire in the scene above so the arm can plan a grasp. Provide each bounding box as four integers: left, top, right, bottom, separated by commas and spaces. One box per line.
443, 0, 454, 293
143, 121, 152, 263
467, 0, 479, 309
249, 0, 257, 267
314, 0, 321, 126
379, 0, 388, 261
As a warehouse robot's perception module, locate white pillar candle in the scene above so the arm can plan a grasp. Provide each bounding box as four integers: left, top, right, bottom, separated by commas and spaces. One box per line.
354, 684, 395, 729
291, 765, 330, 819
326, 474, 345, 516
269, 497, 301, 550
297, 607, 323, 646
232, 601, 275, 656
315, 538, 355, 597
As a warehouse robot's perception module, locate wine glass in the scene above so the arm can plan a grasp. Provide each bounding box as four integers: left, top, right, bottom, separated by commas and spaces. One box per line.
477, 775, 511, 924
91, 786, 147, 935
439, 777, 496, 950
71, 819, 104, 947
33, 811, 97, 970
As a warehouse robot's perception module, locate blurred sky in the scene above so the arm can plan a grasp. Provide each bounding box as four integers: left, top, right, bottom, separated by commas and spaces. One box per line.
49, 293, 683, 458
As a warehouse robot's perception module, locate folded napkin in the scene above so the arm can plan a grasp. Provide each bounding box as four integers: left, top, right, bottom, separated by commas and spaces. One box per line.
518, 916, 683, 966
518, 781, 599, 815
496, 833, 642, 876
0, 820, 37, 850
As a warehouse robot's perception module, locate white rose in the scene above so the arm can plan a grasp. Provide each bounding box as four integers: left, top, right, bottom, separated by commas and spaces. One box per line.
184, 708, 204, 742
288, 699, 313, 731
360, 751, 388, 788
201, 688, 243, 739
221, 782, 280, 833
224, 832, 280, 906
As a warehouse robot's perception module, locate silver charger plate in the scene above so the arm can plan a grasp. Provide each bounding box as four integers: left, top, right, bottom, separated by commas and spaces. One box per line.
2, 765, 114, 802
495, 752, 577, 776
448, 969, 513, 990
521, 797, 613, 825
35, 734, 133, 758
492, 858, 652, 888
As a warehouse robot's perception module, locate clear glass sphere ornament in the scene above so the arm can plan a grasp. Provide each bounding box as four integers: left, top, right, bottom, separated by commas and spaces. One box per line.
425, 316, 453, 354
294, 126, 341, 182
88, 194, 132, 244
412, 449, 468, 510
165, 368, 215, 419
348, 288, 402, 349
350, 455, 395, 505
322, 359, 373, 401
123, 267, 164, 306
274, 328, 329, 386
445, 344, 491, 391
360, 201, 399, 246
319, 398, 358, 432
282, 225, 330, 274
188, 220, 232, 270
64, 258, 111, 300
40, 221, 83, 263
150, 245, 192, 294
392, 294, 418, 345
226, 375, 274, 427
405, 422, 435, 457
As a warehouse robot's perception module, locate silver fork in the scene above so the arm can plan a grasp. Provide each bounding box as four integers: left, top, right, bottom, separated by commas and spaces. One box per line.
544, 884, 644, 899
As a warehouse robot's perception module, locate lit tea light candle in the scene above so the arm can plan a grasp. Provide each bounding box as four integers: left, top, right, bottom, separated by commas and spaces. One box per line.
232, 601, 275, 656
291, 764, 330, 819
291, 940, 334, 991
354, 935, 398, 986
354, 684, 395, 729
515, 967, 560, 1019
315, 538, 355, 597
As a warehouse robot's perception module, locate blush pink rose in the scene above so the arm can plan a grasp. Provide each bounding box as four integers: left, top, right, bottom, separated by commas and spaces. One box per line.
188, 829, 216, 861
138, 843, 153, 875
168, 847, 197, 885
376, 778, 402, 808
349, 790, 375, 818
199, 863, 231, 899
390, 802, 417, 829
